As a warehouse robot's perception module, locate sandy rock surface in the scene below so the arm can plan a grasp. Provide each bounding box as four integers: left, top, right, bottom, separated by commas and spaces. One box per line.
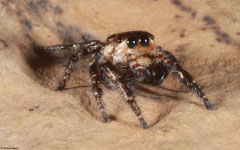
0, 0, 240, 150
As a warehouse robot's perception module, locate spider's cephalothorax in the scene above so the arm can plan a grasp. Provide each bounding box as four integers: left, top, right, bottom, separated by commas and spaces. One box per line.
37, 31, 212, 129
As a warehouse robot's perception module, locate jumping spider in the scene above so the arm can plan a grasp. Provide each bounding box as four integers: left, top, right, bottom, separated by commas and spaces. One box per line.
36, 31, 212, 129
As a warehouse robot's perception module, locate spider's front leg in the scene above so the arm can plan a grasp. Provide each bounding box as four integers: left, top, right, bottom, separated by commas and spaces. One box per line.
102, 61, 148, 129
155, 46, 212, 109
89, 58, 110, 123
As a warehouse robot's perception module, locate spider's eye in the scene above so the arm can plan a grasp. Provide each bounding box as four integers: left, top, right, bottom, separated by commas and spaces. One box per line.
150, 35, 154, 40
139, 35, 150, 47
127, 36, 138, 48
118, 38, 122, 43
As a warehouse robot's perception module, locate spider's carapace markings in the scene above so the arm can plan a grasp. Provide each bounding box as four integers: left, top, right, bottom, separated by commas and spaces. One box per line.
37, 31, 212, 129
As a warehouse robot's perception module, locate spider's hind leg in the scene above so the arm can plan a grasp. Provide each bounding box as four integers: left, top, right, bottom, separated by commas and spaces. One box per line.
156, 47, 212, 109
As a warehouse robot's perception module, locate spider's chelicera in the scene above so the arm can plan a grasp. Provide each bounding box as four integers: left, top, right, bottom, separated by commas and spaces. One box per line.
37, 31, 212, 129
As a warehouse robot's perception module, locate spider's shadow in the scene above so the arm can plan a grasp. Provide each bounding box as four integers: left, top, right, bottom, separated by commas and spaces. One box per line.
135, 85, 187, 101
62, 83, 188, 101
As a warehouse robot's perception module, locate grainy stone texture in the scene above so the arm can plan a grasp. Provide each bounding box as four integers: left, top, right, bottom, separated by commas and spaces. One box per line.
0, 0, 240, 150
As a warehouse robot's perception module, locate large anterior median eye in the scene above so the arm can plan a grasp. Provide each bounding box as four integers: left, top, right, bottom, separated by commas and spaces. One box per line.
127, 36, 138, 48
139, 35, 150, 47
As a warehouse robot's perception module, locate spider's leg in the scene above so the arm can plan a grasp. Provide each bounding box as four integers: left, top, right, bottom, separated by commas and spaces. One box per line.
89, 58, 110, 123
35, 40, 104, 54
56, 53, 81, 90
39, 44, 79, 51
46, 41, 104, 90
155, 46, 212, 109
102, 62, 148, 129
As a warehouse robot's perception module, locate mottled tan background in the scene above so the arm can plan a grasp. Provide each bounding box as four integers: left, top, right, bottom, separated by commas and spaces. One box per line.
0, 0, 240, 150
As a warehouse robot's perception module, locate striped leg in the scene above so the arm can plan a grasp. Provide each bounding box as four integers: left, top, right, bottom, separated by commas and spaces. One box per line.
33, 43, 82, 55
56, 53, 81, 90
174, 65, 212, 109
103, 62, 148, 129
36, 41, 104, 54
90, 61, 109, 123
155, 46, 212, 109
41, 44, 80, 51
